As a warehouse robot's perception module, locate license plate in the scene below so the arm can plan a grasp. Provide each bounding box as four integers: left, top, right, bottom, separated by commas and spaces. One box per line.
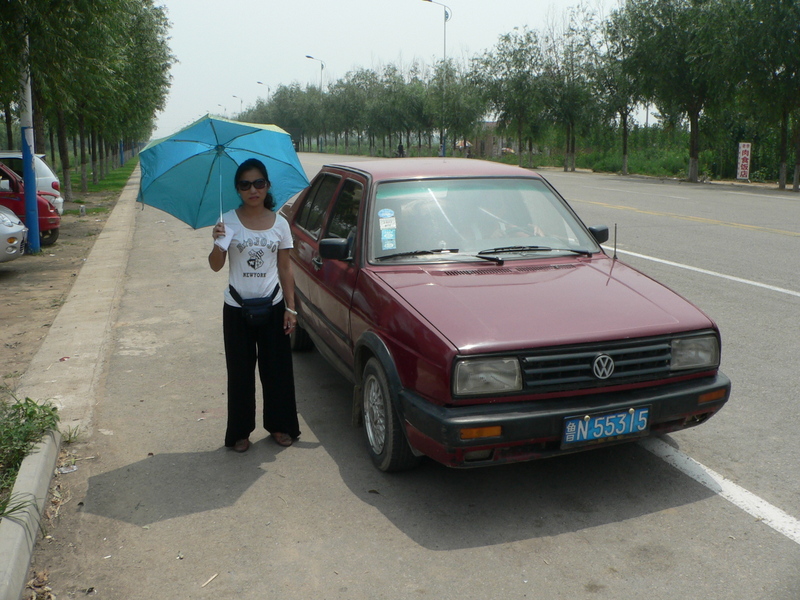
562, 407, 650, 448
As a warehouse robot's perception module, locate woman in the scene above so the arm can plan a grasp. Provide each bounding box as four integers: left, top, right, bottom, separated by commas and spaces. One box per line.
209, 158, 300, 452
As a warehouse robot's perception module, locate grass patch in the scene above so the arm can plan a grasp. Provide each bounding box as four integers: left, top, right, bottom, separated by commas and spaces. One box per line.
64, 206, 109, 216
0, 396, 60, 519
86, 157, 138, 194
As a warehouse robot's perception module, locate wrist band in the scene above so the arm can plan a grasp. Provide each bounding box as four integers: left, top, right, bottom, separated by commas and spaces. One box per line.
285, 307, 298, 315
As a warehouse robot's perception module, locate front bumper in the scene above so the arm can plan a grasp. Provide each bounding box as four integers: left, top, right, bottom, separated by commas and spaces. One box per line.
400, 372, 731, 468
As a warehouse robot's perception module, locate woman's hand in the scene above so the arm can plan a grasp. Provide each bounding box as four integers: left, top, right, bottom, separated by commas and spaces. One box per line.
212, 222, 226, 240
283, 309, 297, 335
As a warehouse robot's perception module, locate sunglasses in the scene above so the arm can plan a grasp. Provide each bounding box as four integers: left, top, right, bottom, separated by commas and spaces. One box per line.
237, 178, 267, 191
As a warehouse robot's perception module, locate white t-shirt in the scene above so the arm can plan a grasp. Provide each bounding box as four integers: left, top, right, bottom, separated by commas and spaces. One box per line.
219, 209, 293, 307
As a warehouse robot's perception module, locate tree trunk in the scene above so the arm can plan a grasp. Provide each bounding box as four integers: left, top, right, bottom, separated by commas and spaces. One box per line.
621, 110, 629, 176
78, 112, 88, 193
3, 103, 12, 148
793, 120, 799, 193
517, 121, 524, 168
32, 80, 45, 151
688, 109, 700, 182
56, 107, 72, 201
778, 108, 788, 190
91, 127, 99, 185
48, 127, 55, 161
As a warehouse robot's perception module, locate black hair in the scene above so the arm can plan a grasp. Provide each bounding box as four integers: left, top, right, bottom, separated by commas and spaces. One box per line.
234, 157, 275, 210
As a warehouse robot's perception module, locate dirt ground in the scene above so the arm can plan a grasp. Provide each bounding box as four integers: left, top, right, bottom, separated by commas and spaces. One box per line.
0, 190, 119, 399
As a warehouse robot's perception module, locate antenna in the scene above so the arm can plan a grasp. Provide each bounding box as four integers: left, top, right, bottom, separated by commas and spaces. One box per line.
613, 224, 618, 260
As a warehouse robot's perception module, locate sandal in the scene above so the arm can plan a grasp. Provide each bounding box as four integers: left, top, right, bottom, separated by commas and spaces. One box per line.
272, 432, 293, 447
233, 438, 250, 453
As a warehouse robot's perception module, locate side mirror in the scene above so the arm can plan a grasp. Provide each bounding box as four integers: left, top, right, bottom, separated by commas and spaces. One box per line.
0, 179, 10, 192
319, 238, 350, 261
588, 226, 609, 245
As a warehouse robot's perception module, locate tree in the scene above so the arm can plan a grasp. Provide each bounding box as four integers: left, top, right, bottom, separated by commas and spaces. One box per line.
622, 0, 728, 182
591, 8, 642, 175
475, 27, 545, 166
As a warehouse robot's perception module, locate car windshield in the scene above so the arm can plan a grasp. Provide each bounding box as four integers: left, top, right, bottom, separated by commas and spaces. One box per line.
369, 177, 599, 262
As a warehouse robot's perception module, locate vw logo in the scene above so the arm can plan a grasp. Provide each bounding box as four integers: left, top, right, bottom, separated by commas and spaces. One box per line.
593, 354, 615, 379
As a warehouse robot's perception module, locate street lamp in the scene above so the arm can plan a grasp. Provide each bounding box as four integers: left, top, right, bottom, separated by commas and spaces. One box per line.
257, 81, 271, 100
217, 103, 227, 118
305, 55, 326, 90
422, 0, 451, 156
232, 95, 243, 115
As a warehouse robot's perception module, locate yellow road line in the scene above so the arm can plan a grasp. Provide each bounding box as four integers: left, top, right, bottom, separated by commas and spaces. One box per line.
572, 199, 800, 237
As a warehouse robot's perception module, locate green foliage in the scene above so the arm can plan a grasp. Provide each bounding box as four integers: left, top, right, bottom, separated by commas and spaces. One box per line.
0, 396, 60, 516
86, 157, 138, 193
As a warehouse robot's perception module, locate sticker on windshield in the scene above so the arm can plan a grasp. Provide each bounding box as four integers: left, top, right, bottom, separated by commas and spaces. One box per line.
378, 209, 394, 219
381, 228, 396, 250
379, 217, 396, 230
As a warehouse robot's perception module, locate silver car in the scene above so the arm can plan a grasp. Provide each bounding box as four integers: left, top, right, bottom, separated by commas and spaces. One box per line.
0, 204, 27, 263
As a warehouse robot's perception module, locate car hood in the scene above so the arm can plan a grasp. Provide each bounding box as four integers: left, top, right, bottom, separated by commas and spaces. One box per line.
375, 258, 714, 353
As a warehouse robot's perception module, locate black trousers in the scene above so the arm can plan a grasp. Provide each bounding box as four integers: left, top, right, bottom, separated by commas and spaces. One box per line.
222, 301, 300, 447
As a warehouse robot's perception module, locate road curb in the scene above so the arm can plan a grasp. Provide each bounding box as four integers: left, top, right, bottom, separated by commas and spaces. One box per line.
0, 430, 61, 600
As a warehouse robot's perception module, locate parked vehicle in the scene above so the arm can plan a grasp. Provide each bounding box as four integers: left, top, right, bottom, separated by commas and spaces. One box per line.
280, 158, 730, 471
0, 162, 61, 246
0, 205, 27, 263
0, 151, 64, 215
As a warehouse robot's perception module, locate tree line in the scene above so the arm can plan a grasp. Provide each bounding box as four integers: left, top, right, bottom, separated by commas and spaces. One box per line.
239, 0, 799, 190
0, 0, 173, 200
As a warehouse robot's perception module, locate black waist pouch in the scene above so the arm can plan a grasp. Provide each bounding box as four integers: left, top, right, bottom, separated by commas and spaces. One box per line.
229, 283, 280, 327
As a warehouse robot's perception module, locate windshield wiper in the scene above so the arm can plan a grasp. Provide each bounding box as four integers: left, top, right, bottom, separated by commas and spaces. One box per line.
478, 245, 593, 257
377, 248, 459, 261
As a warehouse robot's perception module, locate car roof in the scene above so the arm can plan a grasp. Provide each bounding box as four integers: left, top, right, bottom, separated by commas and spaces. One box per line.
323, 157, 543, 182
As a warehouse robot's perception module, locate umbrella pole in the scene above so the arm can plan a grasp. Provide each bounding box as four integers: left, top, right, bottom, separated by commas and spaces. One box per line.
218, 156, 224, 224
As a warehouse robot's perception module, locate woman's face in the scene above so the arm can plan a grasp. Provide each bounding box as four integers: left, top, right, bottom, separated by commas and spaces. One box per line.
237, 168, 270, 208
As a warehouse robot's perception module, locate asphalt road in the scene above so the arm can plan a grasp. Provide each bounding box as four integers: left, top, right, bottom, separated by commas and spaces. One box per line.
29, 155, 799, 600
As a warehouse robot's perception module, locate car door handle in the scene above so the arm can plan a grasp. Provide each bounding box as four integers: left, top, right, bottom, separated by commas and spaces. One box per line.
312, 256, 323, 270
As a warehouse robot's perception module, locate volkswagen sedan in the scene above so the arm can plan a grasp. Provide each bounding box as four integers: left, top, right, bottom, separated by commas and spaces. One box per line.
280, 158, 730, 471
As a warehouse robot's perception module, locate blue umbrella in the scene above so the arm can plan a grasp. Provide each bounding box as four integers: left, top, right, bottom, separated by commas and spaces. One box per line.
137, 115, 309, 229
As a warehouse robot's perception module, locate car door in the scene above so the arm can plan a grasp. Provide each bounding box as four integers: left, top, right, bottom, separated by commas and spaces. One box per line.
310, 175, 366, 373
292, 172, 343, 346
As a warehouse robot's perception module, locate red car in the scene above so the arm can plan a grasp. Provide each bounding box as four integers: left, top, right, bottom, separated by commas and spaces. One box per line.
0, 161, 61, 246
281, 158, 730, 471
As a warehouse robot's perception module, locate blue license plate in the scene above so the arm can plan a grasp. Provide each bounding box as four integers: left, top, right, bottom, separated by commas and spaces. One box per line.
562, 407, 650, 448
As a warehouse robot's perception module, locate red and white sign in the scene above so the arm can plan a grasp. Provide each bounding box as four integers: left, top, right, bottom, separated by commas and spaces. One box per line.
737, 142, 752, 180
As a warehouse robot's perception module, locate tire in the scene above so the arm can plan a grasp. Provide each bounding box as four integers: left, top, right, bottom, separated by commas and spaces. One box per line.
40, 227, 59, 246
361, 358, 421, 472
289, 322, 313, 351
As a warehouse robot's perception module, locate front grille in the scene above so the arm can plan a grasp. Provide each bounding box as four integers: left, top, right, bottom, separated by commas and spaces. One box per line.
520, 337, 673, 392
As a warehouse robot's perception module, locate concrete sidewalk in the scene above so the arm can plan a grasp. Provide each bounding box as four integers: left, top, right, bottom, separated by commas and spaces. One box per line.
0, 170, 139, 600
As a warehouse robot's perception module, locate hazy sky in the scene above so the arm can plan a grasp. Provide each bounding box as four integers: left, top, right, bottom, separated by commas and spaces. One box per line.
153, 0, 613, 139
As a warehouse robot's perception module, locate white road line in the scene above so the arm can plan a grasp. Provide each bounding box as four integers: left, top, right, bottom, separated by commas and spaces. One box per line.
640, 437, 800, 545
583, 185, 690, 200
604, 247, 800, 298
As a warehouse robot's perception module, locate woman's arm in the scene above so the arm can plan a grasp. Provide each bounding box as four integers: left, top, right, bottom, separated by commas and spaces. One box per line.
277, 248, 297, 333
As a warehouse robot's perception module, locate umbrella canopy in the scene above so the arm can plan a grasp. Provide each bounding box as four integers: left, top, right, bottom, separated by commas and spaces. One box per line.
138, 115, 309, 229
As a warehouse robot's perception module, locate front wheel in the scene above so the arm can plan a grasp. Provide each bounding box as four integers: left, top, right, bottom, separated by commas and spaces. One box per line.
361, 358, 420, 472
40, 227, 59, 246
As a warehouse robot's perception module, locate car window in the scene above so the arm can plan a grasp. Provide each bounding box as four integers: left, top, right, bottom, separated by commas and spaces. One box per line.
297, 173, 341, 239
370, 177, 598, 260
327, 179, 363, 239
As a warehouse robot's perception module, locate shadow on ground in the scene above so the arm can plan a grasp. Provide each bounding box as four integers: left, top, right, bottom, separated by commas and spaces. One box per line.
82, 447, 272, 526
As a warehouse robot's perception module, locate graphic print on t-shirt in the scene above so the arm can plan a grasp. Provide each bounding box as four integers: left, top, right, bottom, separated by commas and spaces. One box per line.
247, 248, 264, 270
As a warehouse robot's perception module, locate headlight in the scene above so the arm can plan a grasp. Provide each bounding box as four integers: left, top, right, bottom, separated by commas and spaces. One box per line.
454, 357, 522, 395
671, 335, 719, 371
0, 213, 14, 227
